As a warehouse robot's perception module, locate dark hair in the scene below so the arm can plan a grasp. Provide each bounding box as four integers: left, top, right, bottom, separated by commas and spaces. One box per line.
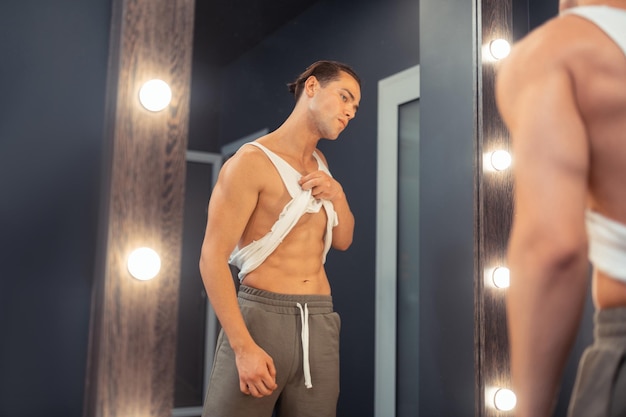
287, 60, 361, 100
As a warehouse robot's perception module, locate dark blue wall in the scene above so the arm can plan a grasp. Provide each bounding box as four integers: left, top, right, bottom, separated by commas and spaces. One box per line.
530, 0, 558, 30
0, 1, 111, 416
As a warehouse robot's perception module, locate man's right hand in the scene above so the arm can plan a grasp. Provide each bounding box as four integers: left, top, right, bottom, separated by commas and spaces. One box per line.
235, 343, 278, 398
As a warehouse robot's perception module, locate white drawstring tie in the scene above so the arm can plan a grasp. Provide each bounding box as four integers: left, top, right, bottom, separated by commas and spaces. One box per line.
296, 302, 313, 388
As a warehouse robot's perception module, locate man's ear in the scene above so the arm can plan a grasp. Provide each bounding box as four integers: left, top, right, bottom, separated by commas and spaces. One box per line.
304, 75, 319, 97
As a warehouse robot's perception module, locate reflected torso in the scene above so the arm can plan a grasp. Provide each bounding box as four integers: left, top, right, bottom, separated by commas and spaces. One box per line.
237, 144, 331, 295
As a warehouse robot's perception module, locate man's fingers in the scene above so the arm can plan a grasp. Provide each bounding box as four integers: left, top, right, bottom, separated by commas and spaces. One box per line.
242, 382, 275, 398
240, 381, 250, 395
236, 347, 278, 397
299, 177, 316, 191
300, 177, 334, 198
263, 375, 278, 391
299, 171, 328, 187
240, 370, 277, 397
268, 361, 277, 379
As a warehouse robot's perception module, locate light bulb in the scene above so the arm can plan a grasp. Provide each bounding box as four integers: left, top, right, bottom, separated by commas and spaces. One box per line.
127, 247, 161, 280
494, 388, 517, 411
490, 39, 511, 60
139, 79, 172, 112
490, 150, 512, 171
492, 267, 510, 288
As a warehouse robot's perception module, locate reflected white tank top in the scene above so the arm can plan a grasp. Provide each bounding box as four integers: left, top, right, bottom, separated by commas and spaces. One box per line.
229, 142, 338, 281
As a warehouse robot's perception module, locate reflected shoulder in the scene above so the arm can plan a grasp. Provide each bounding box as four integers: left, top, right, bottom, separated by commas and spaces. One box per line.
217, 145, 272, 189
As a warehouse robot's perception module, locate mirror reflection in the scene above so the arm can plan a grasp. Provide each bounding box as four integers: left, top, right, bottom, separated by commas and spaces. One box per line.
175, 0, 418, 416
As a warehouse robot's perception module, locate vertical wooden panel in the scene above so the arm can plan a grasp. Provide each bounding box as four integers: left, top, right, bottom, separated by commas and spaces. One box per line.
84, 0, 195, 416
476, 0, 515, 416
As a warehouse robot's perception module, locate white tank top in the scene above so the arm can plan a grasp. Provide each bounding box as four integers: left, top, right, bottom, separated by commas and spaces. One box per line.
229, 142, 338, 281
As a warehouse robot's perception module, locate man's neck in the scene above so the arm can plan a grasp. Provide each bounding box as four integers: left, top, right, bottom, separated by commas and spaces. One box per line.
269, 117, 321, 159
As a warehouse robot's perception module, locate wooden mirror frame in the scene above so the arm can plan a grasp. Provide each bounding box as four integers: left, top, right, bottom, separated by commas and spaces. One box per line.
83, 1, 195, 416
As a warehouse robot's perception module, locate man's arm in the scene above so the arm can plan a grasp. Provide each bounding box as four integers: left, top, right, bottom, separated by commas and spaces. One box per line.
496, 31, 590, 417
199, 149, 278, 398
299, 150, 354, 250
328, 187, 355, 250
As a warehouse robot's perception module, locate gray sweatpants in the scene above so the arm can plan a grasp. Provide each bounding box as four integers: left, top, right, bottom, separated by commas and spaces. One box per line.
568, 307, 626, 417
202, 285, 341, 417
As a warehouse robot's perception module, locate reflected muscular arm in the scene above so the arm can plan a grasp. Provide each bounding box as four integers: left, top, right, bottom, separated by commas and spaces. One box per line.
496, 29, 590, 417
199, 149, 278, 397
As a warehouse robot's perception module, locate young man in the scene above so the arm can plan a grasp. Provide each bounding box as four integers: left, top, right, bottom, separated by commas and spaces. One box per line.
199, 60, 361, 417
496, 1, 626, 416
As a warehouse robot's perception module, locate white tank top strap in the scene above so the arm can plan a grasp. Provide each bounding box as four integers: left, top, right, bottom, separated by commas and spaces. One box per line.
562, 6, 626, 56
246, 142, 303, 197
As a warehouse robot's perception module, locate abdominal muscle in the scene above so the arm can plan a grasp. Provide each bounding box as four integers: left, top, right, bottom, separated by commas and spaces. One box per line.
240, 211, 332, 295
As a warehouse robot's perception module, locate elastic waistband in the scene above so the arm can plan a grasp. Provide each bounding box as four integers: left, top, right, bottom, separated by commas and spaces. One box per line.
238, 285, 333, 314
595, 307, 626, 341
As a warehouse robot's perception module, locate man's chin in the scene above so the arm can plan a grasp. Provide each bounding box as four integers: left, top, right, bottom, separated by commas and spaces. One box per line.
320, 131, 341, 140
328, 129, 344, 140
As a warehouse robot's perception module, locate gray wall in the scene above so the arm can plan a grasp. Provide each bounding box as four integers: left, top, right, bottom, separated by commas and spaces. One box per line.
419, 1, 475, 415
0, 1, 111, 416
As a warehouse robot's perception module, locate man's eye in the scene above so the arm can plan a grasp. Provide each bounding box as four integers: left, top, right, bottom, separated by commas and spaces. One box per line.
341, 94, 347, 102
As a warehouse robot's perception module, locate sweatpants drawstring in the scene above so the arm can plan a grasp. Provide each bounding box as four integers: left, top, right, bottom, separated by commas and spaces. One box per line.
296, 302, 312, 388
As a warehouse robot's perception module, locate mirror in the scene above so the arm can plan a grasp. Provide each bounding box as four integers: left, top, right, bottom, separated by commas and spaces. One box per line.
171, 0, 580, 417
173, 0, 418, 415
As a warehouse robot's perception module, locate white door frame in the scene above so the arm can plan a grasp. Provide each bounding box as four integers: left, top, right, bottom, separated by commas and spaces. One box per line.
375, 65, 420, 417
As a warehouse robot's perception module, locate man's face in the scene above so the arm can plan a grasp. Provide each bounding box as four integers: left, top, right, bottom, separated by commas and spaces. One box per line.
308, 72, 361, 140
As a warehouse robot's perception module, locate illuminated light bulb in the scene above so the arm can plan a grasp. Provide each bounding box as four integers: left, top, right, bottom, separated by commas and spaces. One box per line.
490, 150, 512, 171
494, 388, 517, 411
490, 39, 511, 60
139, 79, 172, 112
127, 247, 161, 280
492, 267, 510, 288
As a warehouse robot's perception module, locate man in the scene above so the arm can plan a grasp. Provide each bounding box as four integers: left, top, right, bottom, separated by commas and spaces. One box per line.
496, 1, 626, 416
198, 60, 360, 417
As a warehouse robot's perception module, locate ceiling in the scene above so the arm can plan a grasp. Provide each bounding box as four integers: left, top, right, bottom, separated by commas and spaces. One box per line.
193, 0, 321, 66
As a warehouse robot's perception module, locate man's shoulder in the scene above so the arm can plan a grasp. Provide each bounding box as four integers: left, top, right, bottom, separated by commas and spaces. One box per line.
520, 13, 617, 64
509, 18, 571, 63
226, 144, 270, 169
219, 145, 274, 186
501, 15, 597, 85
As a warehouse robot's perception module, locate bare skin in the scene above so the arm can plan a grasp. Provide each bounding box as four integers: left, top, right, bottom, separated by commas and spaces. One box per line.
496, 1, 626, 416
199, 71, 360, 399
